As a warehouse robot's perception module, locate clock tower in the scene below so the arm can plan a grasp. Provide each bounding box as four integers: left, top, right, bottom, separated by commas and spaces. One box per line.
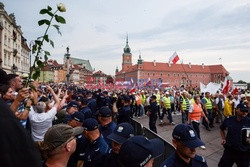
122, 35, 132, 71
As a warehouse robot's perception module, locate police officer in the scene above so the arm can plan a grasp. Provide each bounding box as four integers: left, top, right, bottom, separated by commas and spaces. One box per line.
118, 135, 164, 167
103, 123, 135, 167
79, 98, 92, 119
117, 95, 132, 124
78, 118, 109, 167
98, 106, 116, 147
218, 103, 250, 167
86, 91, 97, 117
161, 124, 208, 167
147, 95, 158, 133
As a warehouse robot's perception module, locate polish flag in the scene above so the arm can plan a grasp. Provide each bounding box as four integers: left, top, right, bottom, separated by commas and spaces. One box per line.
131, 78, 134, 85
169, 52, 180, 64
146, 78, 151, 86
222, 77, 230, 94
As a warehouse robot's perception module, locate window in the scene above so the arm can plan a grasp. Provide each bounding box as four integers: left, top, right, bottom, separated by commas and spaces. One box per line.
160, 73, 163, 76
153, 73, 155, 76
4, 52, 7, 65
168, 79, 171, 83
203, 74, 205, 78
168, 73, 170, 77
196, 74, 198, 77
196, 80, 198, 83
175, 79, 178, 83
4, 35, 7, 45
177, 73, 179, 77
174, 73, 176, 77
148, 73, 150, 76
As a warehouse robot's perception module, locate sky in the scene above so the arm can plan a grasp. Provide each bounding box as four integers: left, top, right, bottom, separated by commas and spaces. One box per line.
2, 0, 250, 82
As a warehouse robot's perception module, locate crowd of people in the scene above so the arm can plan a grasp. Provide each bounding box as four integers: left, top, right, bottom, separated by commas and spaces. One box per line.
0, 68, 249, 167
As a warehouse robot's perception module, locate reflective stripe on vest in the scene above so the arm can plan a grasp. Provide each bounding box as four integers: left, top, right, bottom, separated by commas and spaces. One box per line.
181, 96, 187, 110
205, 98, 212, 110
163, 97, 171, 109
190, 103, 202, 121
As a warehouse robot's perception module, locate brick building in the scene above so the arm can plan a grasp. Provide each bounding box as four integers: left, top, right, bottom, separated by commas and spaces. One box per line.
115, 38, 229, 88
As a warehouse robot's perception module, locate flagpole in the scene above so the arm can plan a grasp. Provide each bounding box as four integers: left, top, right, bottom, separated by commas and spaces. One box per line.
180, 59, 192, 88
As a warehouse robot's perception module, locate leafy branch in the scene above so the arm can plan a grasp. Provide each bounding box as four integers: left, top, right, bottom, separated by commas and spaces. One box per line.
24, 4, 66, 87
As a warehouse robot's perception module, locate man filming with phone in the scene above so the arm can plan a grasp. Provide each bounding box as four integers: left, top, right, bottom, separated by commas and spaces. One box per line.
218, 103, 250, 167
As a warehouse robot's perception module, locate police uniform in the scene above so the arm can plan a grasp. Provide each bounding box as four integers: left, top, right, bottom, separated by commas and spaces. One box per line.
103, 151, 119, 167
99, 121, 116, 147
87, 98, 97, 116
68, 134, 88, 167
79, 135, 109, 167
117, 105, 132, 124
79, 106, 92, 119
160, 152, 208, 167
149, 100, 158, 133
218, 115, 250, 167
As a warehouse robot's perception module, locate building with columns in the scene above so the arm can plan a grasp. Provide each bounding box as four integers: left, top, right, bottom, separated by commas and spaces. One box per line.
115, 38, 229, 88
0, 2, 30, 75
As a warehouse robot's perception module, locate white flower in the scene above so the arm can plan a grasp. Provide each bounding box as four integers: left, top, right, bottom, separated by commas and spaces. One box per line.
57, 3, 66, 12
21, 73, 29, 79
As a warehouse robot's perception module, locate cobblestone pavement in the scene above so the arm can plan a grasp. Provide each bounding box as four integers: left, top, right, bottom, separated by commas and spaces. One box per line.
134, 112, 226, 167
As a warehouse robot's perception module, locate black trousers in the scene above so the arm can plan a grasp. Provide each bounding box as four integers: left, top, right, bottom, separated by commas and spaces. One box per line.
149, 115, 157, 133
218, 147, 250, 167
191, 121, 200, 139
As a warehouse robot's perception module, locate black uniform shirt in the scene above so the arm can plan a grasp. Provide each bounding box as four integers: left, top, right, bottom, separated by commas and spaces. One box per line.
160, 152, 208, 167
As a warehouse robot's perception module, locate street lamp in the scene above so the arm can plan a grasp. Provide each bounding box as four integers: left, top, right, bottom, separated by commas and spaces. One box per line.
65, 47, 70, 85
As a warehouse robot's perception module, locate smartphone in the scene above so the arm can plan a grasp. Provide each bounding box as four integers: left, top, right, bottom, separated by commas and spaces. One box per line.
241, 128, 250, 145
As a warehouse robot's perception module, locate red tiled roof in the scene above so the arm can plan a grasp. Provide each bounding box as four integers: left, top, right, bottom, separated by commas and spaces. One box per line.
208, 65, 229, 74
117, 61, 228, 75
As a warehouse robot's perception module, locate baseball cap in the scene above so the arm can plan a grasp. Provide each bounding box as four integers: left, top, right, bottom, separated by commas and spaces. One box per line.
81, 98, 88, 105
118, 136, 164, 167
67, 101, 79, 109
99, 106, 112, 117
240, 94, 246, 98
172, 124, 204, 148
70, 112, 85, 123
237, 103, 249, 112
165, 91, 169, 95
82, 118, 99, 131
43, 124, 83, 151
107, 123, 134, 144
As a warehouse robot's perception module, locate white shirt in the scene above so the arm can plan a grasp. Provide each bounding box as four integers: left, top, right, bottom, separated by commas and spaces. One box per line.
29, 106, 57, 141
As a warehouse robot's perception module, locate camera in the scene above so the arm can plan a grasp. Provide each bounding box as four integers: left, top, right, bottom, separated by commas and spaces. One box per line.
241, 128, 250, 145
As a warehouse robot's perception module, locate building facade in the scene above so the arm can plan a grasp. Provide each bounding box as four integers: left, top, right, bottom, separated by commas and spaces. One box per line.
115, 38, 229, 88
0, 3, 29, 75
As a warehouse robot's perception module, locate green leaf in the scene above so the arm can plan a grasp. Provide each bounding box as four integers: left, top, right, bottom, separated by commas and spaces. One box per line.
37, 60, 43, 67
47, 6, 52, 11
55, 15, 66, 24
38, 20, 45, 26
44, 55, 49, 62
40, 9, 48, 14
35, 40, 42, 46
44, 19, 50, 25
47, 11, 54, 17
44, 51, 51, 56
44, 35, 49, 42
32, 44, 37, 54
50, 40, 54, 48
52, 25, 62, 35
32, 70, 40, 80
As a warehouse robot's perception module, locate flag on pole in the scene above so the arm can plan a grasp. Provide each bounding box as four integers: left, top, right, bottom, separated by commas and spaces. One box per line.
169, 51, 180, 64
222, 77, 230, 94
130, 78, 134, 85
146, 77, 151, 86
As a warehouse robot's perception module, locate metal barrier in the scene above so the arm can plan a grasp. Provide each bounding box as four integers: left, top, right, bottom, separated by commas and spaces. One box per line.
130, 118, 144, 135
130, 118, 176, 167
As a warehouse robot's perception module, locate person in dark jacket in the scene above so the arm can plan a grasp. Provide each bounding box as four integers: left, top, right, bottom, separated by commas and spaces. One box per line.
147, 95, 158, 133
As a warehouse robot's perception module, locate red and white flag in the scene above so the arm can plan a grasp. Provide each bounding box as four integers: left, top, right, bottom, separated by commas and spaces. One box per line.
130, 78, 134, 85
169, 51, 180, 64
146, 77, 151, 86
222, 77, 230, 94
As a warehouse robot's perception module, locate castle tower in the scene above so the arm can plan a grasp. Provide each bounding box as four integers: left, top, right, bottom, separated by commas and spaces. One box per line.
122, 35, 132, 71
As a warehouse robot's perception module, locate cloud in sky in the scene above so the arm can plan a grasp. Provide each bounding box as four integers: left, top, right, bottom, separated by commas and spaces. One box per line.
2, 0, 250, 82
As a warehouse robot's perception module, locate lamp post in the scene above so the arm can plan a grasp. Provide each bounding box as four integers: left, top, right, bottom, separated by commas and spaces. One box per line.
65, 47, 70, 85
